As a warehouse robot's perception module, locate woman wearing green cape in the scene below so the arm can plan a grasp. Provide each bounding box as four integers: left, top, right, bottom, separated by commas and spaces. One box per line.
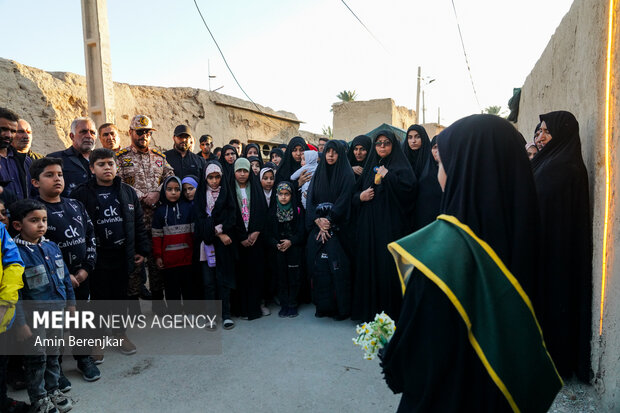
381, 115, 562, 412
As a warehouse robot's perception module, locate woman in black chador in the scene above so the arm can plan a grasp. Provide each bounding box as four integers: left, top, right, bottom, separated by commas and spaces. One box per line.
218, 144, 239, 189
347, 135, 372, 182
411, 135, 442, 231
275, 136, 308, 188
382, 114, 557, 412
306, 140, 355, 319
532, 110, 592, 382
351, 130, 416, 322
402, 124, 432, 179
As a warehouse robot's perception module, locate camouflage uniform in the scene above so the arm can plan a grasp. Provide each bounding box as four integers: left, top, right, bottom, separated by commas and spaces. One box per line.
116, 145, 174, 295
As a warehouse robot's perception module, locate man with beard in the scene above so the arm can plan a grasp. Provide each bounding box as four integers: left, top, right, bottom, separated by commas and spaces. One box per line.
0, 108, 32, 200
13, 119, 44, 160
116, 115, 174, 311
48, 117, 98, 197
164, 125, 205, 179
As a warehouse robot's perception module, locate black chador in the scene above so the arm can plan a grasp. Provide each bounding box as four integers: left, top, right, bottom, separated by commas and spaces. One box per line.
305, 141, 355, 319
411, 135, 442, 231
351, 130, 416, 322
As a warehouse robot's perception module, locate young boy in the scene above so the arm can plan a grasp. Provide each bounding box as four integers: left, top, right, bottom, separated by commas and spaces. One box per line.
30, 158, 100, 384
0, 218, 27, 412
12, 199, 74, 413
71, 148, 150, 356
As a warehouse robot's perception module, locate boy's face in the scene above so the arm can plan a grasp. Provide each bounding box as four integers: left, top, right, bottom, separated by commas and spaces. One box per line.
277, 190, 291, 205
90, 157, 117, 183
206, 173, 221, 190
165, 181, 181, 203
261, 171, 274, 191
235, 169, 249, 185
182, 183, 196, 201
13, 209, 47, 243
33, 164, 64, 197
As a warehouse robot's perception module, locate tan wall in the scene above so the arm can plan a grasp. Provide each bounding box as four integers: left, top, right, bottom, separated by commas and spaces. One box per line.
332, 98, 416, 140
516, 0, 620, 410
0, 58, 300, 154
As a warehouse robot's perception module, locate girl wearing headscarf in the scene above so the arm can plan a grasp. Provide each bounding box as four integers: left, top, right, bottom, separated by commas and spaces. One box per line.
411, 135, 443, 230
247, 156, 263, 176
347, 135, 372, 181
531, 110, 592, 382
242, 143, 262, 159
351, 130, 417, 322
402, 124, 432, 179
525, 142, 538, 160
218, 144, 239, 190
194, 160, 237, 330
152, 176, 195, 314
305, 141, 355, 319
259, 165, 278, 304
232, 158, 268, 320
382, 114, 562, 413
269, 148, 284, 167
265, 181, 305, 317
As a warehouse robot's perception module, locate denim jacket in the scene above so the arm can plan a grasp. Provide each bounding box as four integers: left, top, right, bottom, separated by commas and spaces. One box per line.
14, 236, 75, 326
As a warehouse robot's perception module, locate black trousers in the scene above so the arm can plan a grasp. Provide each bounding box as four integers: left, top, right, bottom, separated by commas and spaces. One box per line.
233, 244, 263, 320
202, 263, 231, 320
162, 265, 194, 314
276, 246, 301, 308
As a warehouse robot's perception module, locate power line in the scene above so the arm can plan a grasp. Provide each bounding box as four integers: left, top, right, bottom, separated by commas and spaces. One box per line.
339, 0, 389, 53
193, 0, 286, 133
450, 0, 482, 111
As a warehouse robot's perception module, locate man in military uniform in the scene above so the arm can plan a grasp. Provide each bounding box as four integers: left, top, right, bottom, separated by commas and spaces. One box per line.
116, 115, 173, 309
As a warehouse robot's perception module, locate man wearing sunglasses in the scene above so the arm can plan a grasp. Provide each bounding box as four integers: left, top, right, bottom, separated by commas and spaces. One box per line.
116, 115, 174, 310
47, 116, 98, 196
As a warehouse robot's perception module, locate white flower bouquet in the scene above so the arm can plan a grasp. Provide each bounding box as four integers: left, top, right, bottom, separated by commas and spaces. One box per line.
352, 312, 396, 360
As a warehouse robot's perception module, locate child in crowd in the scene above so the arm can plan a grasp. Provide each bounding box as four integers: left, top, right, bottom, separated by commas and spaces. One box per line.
71, 148, 150, 356
232, 158, 267, 320
0, 199, 8, 227
248, 157, 262, 176
0, 212, 26, 412
266, 182, 305, 317
152, 176, 195, 314
12, 199, 74, 413
260, 166, 276, 210
269, 148, 283, 167
31, 157, 100, 383
181, 176, 198, 202
194, 161, 237, 330
259, 165, 277, 304
290, 150, 319, 209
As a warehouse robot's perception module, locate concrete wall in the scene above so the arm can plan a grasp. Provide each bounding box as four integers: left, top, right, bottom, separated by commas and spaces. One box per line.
516, 0, 620, 410
0, 57, 301, 154
332, 98, 416, 140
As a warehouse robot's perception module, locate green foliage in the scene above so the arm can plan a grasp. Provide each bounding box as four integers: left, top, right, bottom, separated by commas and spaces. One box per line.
322, 125, 333, 138
337, 90, 357, 102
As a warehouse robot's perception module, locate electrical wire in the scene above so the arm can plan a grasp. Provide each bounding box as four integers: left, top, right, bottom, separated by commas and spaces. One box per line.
450, 0, 482, 111
340, 0, 389, 54
193, 0, 287, 133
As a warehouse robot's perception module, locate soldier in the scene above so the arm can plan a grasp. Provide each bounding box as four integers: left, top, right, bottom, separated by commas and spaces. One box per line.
115, 115, 174, 310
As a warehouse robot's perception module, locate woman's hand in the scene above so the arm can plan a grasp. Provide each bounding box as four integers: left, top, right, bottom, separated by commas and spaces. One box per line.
217, 233, 232, 246
298, 170, 312, 187
360, 188, 375, 202
247, 231, 260, 246
314, 218, 330, 231
278, 239, 292, 252
316, 229, 331, 244
352, 166, 363, 176
377, 166, 388, 177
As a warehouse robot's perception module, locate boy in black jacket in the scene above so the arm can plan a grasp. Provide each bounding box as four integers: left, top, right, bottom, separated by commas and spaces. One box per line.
30, 157, 100, 384
71, 148, 150, 356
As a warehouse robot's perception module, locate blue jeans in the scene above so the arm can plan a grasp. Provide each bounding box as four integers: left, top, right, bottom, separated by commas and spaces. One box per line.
23, 325, 63, 403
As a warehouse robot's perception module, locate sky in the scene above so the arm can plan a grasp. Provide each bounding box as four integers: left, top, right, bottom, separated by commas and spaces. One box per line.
0, 0, 574, 134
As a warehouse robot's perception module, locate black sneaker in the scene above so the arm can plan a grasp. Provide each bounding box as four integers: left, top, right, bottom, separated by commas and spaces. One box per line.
288, 307, 299, 318
76, 357, 101, 382
278, 307, 288, 318
139, 285, 152, 300
58, 371, 71, 392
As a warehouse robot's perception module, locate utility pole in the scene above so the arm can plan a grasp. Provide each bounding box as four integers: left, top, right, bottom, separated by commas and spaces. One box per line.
415, 66, 421, 124
438, 107, 441, 125
422, 90, 426, 124
80, 0, 114, 127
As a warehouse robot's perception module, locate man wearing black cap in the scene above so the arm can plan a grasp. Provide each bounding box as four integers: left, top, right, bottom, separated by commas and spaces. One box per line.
164, 125, 206, 179
197, 134, 217, 161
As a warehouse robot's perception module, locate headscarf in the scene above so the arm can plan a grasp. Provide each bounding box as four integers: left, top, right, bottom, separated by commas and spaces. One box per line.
234, 158, 252, 209
303, 150, 319, 167
437, 114, 539, 296
181, 175, 198, 189
402, 124, 432, 178
412, 135, 442, 230
276, 181, 294, 223
269, 148, 284, 166
259, 165, 276, 207
218, 144, 239, 189
347, 135, 372, 168
204, 163, 222, 215
159, 175, 183, 226
242, 143, 262, 159
276, 136, 308, 184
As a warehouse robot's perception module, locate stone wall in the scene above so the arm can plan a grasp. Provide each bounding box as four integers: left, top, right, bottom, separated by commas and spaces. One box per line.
0, 58, 301, 154
332, 98, 416, 140
515, 0, 620, 410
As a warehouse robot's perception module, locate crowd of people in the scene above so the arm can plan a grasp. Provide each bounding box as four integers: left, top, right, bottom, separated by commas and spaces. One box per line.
0, 106, 593, 412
